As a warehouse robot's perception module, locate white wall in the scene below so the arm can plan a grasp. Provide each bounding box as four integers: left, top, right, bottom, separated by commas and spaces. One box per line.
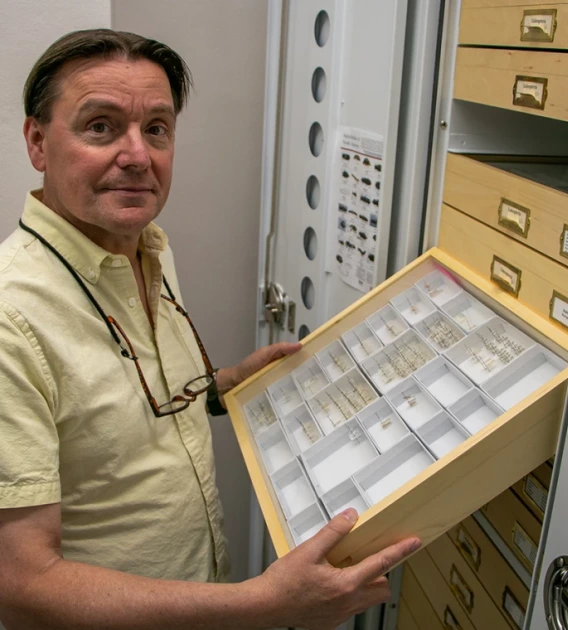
0, 0, 111, 238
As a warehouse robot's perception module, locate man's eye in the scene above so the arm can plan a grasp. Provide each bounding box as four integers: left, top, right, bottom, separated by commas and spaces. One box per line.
89, 122, 110, 134
148, 125, 167, 137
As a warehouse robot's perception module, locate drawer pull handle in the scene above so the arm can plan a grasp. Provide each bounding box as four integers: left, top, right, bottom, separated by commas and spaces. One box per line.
444, 605, 463, 630
498, 199, 531, 238
520, 9, 558, 43
450, 564, 474, 613
490, 256, 522, 298
513, 75, 548, 111
456, 525, 481, 570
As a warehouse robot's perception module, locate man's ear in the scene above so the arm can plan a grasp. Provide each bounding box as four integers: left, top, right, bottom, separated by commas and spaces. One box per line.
23, 117, 47, 173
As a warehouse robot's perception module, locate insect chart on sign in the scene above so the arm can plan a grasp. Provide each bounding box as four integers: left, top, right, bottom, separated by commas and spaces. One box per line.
333, 126, 383, 294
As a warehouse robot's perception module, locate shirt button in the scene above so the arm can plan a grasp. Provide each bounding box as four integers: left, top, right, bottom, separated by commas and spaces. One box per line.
88, 269, 96, 279
128, 297, 137, 307
111, 259, 122, 268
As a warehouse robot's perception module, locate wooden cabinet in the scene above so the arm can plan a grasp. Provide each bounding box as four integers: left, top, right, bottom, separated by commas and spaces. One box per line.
444, 153, 568, 267
454, 48, 568, 122
460, 1, 568, 50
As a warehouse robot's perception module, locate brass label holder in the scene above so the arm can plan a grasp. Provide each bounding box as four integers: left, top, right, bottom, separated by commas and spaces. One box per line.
491, 256, 522, 298
520, 9, 558, 43
498, 198, 531, 238
513, 75, 548, 111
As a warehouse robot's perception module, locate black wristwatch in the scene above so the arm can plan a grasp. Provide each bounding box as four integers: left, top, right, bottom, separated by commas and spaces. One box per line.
207, 369, 228, 416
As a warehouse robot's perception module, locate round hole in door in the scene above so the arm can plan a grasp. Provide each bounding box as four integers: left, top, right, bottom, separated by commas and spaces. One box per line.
311, 67, 327, 103
309, 122, 324, 157
303, 227, 317, 261
314, 10, 330, 47
306, 175, 320, 209
298, 324, 311, 341
301, 276, 315, 310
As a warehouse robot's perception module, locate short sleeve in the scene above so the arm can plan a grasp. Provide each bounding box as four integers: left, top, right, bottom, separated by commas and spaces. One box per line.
0, 305, 60, 508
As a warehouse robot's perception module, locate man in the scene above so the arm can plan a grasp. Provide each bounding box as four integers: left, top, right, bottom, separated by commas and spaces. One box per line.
0, 29, 420, 629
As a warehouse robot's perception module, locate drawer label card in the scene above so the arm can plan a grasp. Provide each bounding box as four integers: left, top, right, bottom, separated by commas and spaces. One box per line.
491, 256, 522, 298
549, 290, 568, 331
512, 522, 538, 570
444, 606, 462, 630
456, 525, 481, 570
560, 224, 568, 259
498, 199, 531, 238
449, 564, 474, 612
523, 473, 548, 516
521, 9, 558, 43
513, 76, 548, 111
502, 587, 526, 630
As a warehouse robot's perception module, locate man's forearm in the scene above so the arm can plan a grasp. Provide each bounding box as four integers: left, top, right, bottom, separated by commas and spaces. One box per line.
1, 557, 278, 630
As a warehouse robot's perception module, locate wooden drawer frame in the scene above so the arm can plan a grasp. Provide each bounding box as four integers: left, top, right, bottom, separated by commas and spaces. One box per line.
482, 488, 543, 572
454, 47, 568, 123
428, 533, 516, 629
460, 2, 568, 50
226, 248, 568, 567
439, 204, 568, 329
448, 515, 529, 627
401, 566, 444, 630
444, 153, 568, 268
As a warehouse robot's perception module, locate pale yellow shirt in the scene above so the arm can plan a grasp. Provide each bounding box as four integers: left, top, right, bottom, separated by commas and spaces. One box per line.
0, 191, 229, 582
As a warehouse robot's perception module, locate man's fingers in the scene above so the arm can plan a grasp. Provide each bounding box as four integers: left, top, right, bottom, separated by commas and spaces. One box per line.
267, 341, 302, 361
299, 509, 359, 561
349, 537, 421, 583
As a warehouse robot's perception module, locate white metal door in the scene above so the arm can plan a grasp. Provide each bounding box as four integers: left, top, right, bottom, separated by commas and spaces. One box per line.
257, 0, 409, 351
526, 394, 568, 630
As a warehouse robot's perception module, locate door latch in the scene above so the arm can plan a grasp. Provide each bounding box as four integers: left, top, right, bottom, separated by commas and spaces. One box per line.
545, 556, 568, 629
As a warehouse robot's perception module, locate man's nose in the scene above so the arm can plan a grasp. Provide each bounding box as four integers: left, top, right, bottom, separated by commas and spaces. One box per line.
116, 128, 151, 171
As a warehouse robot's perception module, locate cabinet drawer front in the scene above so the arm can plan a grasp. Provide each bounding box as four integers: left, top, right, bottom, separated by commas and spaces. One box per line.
511, 460, 553, 521
398, 598, 421, 630
401, 565, 444, 630
482, 489, 543, 572
429, 535, 512, 630
449, 516, 529, 619
439, 204, 568, 328
408, 550, 476, 630
460, 4, 568, 49
444, 154, 568, 267
454, 48, 568, 122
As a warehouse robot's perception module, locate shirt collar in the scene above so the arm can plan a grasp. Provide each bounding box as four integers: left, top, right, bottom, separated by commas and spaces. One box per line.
20, 190, 169, 285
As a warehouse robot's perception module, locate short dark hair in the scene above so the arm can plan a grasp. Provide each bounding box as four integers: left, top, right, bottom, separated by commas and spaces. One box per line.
23, 29, 192, 123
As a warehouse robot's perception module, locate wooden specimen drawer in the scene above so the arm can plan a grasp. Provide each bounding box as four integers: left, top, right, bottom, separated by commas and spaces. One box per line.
448, 516, 529, 629
408, 549, 476, 630
444, 153, 568, 267
460, 1, 568, 50
226, 248, 568, 567
482, 488, 543, 572
400, 565, 443, 630
439, 204, 568, 331
511, 460, 553, 521
397, 598, 421, 630
454, 47, 568, 122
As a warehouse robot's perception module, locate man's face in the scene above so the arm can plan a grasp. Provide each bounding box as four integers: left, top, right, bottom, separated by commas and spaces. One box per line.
25, 56, 176, 240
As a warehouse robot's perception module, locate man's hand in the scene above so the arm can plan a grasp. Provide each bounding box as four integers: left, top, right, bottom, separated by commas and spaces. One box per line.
254, 509, 421, 630
216, 342, 302, 394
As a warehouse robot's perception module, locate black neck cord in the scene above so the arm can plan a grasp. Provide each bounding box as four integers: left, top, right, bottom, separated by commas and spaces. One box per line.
18, 219, 177, 348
